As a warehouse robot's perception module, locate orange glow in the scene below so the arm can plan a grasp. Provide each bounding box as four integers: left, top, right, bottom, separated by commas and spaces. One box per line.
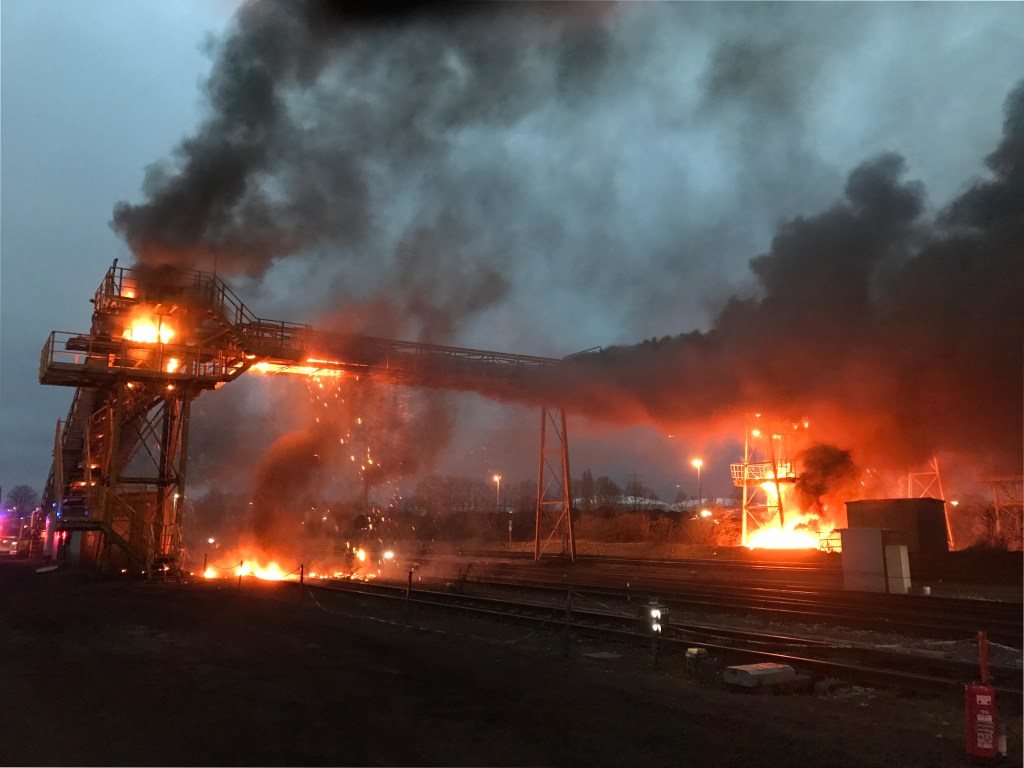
122, 318, 174, 344
746, 481, 832, 550
250, 361, 344, 377
747, 523, 823, 549
199, 543, 398, 583
245, 561, 289, 580
166, 357, 180, 373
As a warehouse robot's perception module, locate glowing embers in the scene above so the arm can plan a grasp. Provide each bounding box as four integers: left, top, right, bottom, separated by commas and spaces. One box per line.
250, 360, 345, 377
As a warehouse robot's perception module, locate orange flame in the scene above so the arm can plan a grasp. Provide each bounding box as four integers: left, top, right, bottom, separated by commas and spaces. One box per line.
747, 523, 823, 549
200, 544, 397, 583
745, 482, 832, 549
123, 318, 174, 344
250, 361, 344, 377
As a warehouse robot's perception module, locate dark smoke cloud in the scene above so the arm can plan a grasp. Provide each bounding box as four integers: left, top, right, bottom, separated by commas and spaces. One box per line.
111, 0, 377, 275
111, 0, 610, 342
110, 1, 1022, 501
516, 83, 1024, 472
795, 444, 859, 519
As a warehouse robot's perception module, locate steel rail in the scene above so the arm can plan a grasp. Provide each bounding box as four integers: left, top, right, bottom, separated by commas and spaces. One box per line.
301, 578, 1022, 705
383, 556, 1021, 645
450, 567, 1023, 647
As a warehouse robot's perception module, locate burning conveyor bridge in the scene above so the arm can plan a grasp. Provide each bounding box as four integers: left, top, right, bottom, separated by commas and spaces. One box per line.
38, 262, 576, 573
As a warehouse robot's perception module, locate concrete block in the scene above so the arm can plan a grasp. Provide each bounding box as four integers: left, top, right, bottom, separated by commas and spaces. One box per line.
723, 663, 797, 688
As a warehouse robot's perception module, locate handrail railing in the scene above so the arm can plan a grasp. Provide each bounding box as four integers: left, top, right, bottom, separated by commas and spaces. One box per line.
40, 330, 248, 384
729, 461, 795, 486
40, 386, 95, 511
94, 263, 312, 354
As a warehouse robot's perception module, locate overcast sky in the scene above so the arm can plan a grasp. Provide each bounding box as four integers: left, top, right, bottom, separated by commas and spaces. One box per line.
2, 1, 1022, 505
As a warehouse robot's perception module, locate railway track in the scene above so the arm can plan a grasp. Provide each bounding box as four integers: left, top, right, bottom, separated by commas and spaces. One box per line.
303, 577, 1023, 707
458, 549, 1023, 588
408, 553, 1022, 647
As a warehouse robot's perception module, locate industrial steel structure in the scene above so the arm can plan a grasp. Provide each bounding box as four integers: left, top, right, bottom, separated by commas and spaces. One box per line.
906, 456, 956, 548
981, 475, 1023, 546
730, 421, 798, 547
38, 262, 577, 573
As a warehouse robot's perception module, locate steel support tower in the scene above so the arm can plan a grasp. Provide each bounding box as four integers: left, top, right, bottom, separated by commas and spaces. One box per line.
981, 475, 1023, 546
730, 421, 796, 547
40, 262, 574, 572
533, 407, 576, 563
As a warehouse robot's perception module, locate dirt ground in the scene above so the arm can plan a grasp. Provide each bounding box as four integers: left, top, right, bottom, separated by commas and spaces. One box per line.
1, 561, 1020, 767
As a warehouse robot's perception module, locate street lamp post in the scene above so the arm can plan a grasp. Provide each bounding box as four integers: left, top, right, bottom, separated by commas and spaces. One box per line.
691, 458, 703, 512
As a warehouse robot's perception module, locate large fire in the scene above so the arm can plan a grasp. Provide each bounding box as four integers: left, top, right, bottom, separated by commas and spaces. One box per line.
745, 480, 834, 550
200, 547, 396, 582
122, 317, 174, 344
747, 516, 829, 549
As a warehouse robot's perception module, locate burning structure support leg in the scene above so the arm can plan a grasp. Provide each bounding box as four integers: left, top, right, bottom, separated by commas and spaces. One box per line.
154, 394, 177, 557
173, 388, 191, 558
533, 408, 576, 563
150, 385, 193, 569
68, 379, 196, 574
101, 382, 126, 571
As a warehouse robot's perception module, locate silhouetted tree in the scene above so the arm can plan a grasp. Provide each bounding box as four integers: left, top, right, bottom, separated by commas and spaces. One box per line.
594, 476, 622, 507
5, 485, 38, 515
578, 469, 595, 510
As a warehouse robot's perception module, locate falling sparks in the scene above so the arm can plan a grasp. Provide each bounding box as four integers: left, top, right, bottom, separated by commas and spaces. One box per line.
250, 361, 344, 377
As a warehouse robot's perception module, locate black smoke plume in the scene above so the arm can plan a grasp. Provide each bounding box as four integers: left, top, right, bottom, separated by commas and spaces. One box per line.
795, 444, 860, 519
112, 1, 1023, 498
518, 85, 1024, 473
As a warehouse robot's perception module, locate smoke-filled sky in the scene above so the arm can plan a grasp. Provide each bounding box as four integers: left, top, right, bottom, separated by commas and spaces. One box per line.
2, 0, 1022, 505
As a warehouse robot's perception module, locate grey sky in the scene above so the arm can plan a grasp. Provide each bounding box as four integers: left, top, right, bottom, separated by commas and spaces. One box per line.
2, 1, 1021, 503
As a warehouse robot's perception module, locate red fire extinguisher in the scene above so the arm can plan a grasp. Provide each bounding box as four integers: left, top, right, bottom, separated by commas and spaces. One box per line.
964, 631, 1001, 760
